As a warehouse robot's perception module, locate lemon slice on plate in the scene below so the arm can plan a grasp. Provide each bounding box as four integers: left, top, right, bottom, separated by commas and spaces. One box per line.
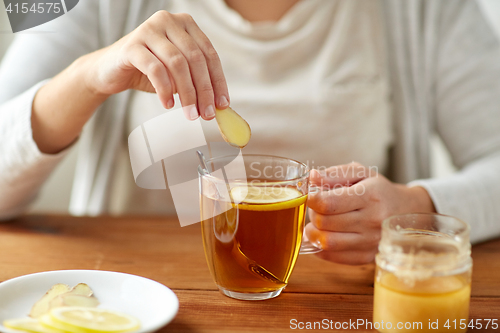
46, 307, 140, 333
4, 317, 63, 333
230, 185, 306, 211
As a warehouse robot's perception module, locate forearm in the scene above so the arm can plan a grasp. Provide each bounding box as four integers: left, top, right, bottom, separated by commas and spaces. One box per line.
32, 52, 110, 154
409, 151, 500, 243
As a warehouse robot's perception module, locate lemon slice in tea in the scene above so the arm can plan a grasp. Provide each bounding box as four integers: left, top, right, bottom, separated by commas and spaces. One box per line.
230, 185, 306, 211
212, 186, 305, 242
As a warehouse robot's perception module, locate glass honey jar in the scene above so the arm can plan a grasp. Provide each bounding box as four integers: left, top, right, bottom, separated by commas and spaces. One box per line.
373, 213, 472, 333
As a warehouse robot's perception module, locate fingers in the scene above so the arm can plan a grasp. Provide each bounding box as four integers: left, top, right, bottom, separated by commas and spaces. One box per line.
157, 11, 229, 120
124, 11, 229, 121
308, 162, 378, 214
126, 44, 174, 108
310, 162, 377, 187
144, 33, 199, 118
183, 16, 230, 110
307, 183, 366, 215
305, 163, 384, 266
309, 208, 363, 232
162, 19, 216, 120
304, 223, 379, 265
305, 223, 377, 252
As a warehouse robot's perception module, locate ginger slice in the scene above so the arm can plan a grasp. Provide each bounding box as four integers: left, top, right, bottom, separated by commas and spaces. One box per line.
49, 294, 99, 311
67, 283, 93, 297
29, 283, 95, 318
29, 284, 71, 318
215, 107, 251, 148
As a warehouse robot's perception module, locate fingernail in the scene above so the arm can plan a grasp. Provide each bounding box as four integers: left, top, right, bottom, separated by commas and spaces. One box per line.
205, 105, 215, 118
189, 105, 199, 120
166, 98, 174, 109
219, 95, 229, 108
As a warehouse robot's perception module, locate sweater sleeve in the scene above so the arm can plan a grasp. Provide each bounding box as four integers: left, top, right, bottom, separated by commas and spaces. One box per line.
409, 0, 500, 244
0, 0, 100, 219
0, 81, 69, 219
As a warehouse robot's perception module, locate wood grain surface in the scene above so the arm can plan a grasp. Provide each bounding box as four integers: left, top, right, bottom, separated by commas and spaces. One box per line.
0, 215, 498, 332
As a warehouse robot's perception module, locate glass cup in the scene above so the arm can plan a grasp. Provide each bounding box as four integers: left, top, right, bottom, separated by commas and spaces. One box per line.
373, 213, 472, 333
199, 154, 319, 300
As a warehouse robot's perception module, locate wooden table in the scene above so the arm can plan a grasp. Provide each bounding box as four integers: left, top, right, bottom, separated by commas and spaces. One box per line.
0, 215, 499, 332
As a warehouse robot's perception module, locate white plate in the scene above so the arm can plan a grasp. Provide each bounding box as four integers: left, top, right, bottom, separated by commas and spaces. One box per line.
0, 270, 179, 333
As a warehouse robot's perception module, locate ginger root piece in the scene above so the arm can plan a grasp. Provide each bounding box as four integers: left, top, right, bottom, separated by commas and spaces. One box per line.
49, 294, 99, 311
215, 107, 251, 148
67, 283, 93, 297
29, 284, 71, 318
29, 283, 96, 318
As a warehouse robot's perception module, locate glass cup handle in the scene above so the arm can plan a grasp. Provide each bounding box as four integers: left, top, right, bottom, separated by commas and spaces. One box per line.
300, 231, 323, 254
299, 185, 323, 255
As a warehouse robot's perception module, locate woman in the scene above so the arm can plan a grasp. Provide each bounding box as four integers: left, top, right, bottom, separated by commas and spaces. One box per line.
1, 0, 500, 264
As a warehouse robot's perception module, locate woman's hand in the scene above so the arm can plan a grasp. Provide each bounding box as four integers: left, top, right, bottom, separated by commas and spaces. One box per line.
305, 162, 436, 265
33, 10, 230, 154
86, 10, 230, 120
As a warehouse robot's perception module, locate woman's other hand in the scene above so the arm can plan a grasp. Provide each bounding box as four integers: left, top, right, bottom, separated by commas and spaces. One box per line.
87, 11, 230, 120
305, 162, 436, 265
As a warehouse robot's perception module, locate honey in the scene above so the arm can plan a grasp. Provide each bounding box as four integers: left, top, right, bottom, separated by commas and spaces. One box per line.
374, 273, 470, 332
